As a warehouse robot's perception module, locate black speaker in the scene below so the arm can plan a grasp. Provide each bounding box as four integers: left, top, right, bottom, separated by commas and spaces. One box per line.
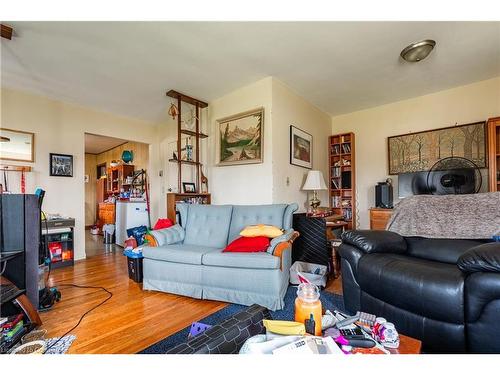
1, 194, 40, 308
375, 182, 393, 209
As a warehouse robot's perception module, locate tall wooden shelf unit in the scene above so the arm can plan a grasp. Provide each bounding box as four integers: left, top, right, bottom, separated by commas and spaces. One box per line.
166, 90, 208, 193
329, 132, 356, 230
488, 117, 500, 192
166, 90, 211, 223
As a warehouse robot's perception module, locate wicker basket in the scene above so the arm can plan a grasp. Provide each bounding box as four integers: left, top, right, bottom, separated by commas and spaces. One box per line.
21, 329, 47, 344
11, 340, 47, 354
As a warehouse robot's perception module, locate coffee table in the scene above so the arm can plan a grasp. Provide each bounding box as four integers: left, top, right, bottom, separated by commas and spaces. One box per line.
391, 334, 422, 354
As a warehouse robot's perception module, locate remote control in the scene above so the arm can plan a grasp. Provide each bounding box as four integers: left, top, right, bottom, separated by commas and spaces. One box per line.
346, 338, 376, 348
335, 312, 360, 328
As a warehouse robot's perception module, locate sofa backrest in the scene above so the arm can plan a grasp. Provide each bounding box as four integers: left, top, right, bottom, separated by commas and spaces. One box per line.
227, 203, 298, 243
405, 237, 489, 264
183, 204, 233, 248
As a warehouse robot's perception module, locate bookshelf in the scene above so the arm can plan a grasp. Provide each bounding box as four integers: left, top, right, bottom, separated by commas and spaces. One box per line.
487, 117, 500, 192
166, 90, 208, 193
329, 132, 356, 230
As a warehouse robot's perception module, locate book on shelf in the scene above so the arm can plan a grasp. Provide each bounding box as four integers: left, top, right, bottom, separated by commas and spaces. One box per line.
331, 196, 341, 208
331, 144, 340, 155
331, 179, 340, 190
331, 166, 341, 177
341, 143, 351, 153
342, 208, 353, 220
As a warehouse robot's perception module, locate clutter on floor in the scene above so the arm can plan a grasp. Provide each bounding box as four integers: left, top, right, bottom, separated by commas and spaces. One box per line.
150, 282, 403, 355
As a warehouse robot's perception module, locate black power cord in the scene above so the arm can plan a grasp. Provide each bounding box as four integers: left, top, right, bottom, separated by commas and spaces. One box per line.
43, 283, 113, 353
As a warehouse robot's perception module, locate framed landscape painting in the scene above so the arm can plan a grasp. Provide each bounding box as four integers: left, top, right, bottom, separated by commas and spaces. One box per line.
387, 121, 486, 175
290, 125, 312, 169
216, 108, 264, 166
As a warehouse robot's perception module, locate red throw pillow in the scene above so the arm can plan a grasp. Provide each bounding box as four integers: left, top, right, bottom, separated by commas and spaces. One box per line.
223, 236, 270, 253
153, 218, 174, 230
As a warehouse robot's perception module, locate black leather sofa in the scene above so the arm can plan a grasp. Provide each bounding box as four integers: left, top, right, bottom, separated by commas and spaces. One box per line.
339, 230, 500, 353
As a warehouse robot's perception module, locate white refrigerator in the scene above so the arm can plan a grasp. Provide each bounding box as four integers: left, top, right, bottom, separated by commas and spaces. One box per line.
115, 201, 149, 246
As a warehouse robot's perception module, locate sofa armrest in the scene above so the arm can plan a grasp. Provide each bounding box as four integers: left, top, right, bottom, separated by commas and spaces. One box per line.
457, 242, 500, 273
341, 230, 407, 254
267, 229, 299, 255
149, 224, 185, 246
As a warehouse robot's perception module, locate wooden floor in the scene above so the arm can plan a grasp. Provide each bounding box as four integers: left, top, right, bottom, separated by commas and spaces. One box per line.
40, 252, 343, 354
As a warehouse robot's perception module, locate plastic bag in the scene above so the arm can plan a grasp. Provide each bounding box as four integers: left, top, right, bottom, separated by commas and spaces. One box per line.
289, 261, 328, 287
126, 225, 148, 246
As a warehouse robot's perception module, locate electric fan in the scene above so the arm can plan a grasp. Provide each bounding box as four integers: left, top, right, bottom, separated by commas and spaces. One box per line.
426, 156, 482, 195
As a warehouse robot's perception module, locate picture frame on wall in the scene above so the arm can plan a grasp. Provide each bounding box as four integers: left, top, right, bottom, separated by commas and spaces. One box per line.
182, 182, 196, 193
50, 153, 73, 177
0, 128, 35, 162
387, 121, 486, 175
216, 108, 264, 166
290, 125, 312, 169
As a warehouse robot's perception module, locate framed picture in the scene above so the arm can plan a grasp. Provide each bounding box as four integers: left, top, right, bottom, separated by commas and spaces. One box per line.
387, 121, 486, 175
182, 182, 196, 193
0, 128, 35, 162
216, 108, 264, 166
50, 153, 73, 177
290, 125, 312, 169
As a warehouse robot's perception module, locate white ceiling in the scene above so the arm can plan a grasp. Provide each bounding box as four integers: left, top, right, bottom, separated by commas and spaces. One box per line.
84, 133, 128, 154
1, 22, 499, 123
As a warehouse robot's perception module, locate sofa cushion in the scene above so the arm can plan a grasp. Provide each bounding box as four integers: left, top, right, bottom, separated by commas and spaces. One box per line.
202, 251, 281, 269
457, 242, 500, 273
358, 253, 465, 324
149, 224, 185, 246
143, 244, 222, 265
240, 224, 283, 238
341, 230, 407, 254
228, 204, 287, 243
183, 205, 233, 248
405, 237, 487, 265
224, 236, 270, 253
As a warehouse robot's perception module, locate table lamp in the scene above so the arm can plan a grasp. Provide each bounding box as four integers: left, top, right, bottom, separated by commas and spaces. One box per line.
302, 170, 327, 209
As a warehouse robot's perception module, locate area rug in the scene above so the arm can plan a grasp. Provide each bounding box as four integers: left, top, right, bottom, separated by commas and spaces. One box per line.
139, 286, 344, 354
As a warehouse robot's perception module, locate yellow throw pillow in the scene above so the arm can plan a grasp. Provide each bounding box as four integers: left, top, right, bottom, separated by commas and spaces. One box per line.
240, 224, 283, 239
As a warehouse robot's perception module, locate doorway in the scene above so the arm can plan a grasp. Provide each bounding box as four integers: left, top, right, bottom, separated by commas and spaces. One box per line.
84, 133, 150, 257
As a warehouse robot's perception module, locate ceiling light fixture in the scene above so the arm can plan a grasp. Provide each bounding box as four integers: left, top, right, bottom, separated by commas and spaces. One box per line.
400, 39, 436, 62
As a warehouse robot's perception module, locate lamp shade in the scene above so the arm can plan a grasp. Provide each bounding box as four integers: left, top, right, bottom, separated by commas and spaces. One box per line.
302, 170, 327, 191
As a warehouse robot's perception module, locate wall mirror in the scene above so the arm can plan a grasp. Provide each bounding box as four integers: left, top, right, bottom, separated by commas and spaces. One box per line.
0, 128, 35, 162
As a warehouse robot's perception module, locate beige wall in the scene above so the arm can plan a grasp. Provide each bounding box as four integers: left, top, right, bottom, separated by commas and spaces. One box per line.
1, 88, 161, 260
207, 77, 274, 204
332, 77, 500, 229
271, 79, 331, 210
206, 77, 332, 209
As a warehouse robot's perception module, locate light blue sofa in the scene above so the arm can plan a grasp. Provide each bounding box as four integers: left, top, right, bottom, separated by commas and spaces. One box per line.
142, 203, 299, 310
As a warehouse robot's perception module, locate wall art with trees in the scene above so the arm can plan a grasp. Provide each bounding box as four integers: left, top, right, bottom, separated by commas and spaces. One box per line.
388, 121, 486, 174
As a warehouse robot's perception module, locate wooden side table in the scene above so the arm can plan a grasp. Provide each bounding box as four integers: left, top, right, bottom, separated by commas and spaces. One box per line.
369, 207, 393, 230
326, 220, 349, 279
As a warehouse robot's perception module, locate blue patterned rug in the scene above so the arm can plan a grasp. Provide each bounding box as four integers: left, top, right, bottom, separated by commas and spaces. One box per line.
139, 285, 344, 354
